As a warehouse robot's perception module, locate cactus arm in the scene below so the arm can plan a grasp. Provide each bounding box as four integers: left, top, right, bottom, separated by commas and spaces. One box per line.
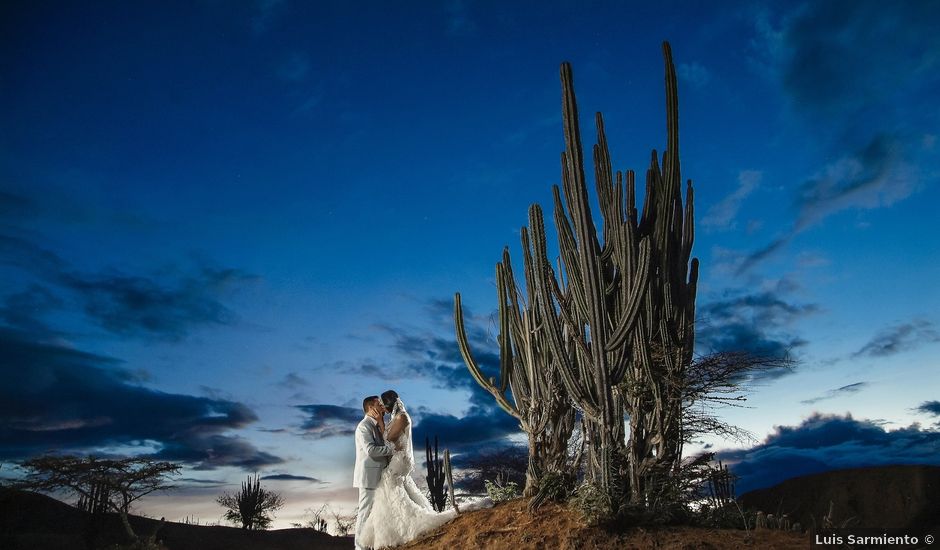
454, 292, 520, 419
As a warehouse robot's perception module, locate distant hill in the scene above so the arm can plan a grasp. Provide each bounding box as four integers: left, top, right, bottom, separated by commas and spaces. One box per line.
739, 464, 940, 530
0, 487, 353, 550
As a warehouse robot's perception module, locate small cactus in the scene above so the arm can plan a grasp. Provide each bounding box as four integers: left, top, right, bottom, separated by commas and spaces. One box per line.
425, 436, 448, 512
444, 449, 459, 514
755, 510, 767, 530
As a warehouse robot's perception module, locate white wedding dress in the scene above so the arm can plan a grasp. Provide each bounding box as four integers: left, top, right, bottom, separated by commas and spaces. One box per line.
358, 399, 457, 548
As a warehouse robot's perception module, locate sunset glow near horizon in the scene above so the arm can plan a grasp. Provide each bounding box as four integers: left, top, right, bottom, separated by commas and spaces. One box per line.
2, 0, 938, 529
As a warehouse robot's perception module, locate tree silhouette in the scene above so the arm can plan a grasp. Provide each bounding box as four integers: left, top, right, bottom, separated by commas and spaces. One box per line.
15, 454, 179, 548
304, 504, 330, 532
217, 474, 284, 530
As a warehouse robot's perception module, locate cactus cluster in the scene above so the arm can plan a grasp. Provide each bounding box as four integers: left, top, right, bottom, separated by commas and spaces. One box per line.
77, 479, 110, 515
425, 436, 448, 512
705, 460, 735, 509
455, 42, 699, 513
455, 236, 575, 496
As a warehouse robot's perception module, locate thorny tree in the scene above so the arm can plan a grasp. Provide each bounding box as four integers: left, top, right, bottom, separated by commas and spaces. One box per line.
16, 454, 180, 545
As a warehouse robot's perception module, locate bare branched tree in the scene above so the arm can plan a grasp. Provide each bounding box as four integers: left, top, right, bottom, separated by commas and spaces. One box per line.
303, 503, 330, 532
331, 507, 356, 537
681, 351, 795, 444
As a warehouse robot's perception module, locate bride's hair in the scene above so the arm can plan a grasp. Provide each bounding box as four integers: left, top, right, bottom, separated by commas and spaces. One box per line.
381, 390, 399, 412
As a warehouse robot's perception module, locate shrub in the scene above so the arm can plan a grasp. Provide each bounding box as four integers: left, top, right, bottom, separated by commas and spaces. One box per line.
484, 475, 519, 503
569, 482, 612, 526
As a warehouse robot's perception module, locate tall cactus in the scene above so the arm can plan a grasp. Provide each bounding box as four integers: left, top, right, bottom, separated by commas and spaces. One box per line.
623, 42, 698, 505
455, 234, 575, 497
455, 41, 698, 514
525, 59, 653, 504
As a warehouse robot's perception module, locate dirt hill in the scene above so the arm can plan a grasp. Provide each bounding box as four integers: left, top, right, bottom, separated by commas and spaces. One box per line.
738, 464, 940, 531
400, 498, 805, 550
402, 465, 940, 550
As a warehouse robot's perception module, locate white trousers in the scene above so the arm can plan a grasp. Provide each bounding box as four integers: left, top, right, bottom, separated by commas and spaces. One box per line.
355, 487, 376, 550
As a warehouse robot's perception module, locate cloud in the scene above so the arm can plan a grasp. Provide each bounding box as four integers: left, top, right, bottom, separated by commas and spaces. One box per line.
178, 477, 228, 489
1, 232, 257, 341
793, 135, 913, 232
718, 412, 940, 494
153, 434, 282, 471
701, 170, 761, 230
852, 319, 940, 358
0, 327, 282, 469
738, 0, 938, 273
58, 267, 255, 341
295, 404, 362, 439
261, 473, 324, 482
0, 284, 64, 336
738, 136, 914, 274
279, 372, 310, 389
800, 382, 868, 405
310, 297, 518, 452
342, 297, 501, 410
914, 401, 940, 418
696, 289, 818, 371
411, 404, 520, 452
0, 233, 68, 274
777, 1, 940, 134
677, 62, 711, 88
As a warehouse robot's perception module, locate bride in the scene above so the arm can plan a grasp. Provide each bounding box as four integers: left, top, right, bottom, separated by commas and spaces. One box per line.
358, 390, 457, 548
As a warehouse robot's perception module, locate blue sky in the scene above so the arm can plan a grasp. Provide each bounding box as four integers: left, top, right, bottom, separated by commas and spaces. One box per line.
2, 0, 939, 527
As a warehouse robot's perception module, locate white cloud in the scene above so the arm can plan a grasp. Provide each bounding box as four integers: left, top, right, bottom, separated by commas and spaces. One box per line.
702, 170, 762, 230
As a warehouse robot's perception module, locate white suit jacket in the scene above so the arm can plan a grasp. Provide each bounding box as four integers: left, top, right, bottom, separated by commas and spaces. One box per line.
353, 415, 394, 489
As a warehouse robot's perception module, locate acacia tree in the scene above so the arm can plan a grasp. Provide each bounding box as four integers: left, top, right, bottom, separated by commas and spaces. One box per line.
331, 507, 355, 537
15, 454, 180, 546
217, 474, 284, 530
304, 503, 330, 532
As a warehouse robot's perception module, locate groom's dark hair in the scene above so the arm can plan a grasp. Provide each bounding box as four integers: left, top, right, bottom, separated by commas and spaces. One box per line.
381, 390, 399, 411
363, 395, 379, 413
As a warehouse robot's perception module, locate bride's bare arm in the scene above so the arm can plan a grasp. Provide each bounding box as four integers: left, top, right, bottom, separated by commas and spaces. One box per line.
386, 414, 409, 448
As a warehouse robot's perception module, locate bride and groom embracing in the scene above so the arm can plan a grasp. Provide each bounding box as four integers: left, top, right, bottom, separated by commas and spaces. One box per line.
353, 390, 456, 550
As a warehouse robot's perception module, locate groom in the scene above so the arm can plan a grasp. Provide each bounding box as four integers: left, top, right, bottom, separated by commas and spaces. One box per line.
353, 395, 394, 550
